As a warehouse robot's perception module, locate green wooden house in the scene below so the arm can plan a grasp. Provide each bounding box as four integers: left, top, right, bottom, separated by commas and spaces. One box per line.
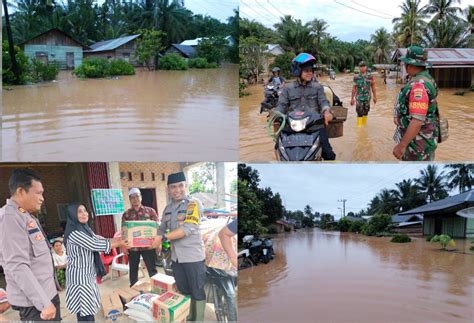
20, 28, 89, 70
398, 190, 474, 238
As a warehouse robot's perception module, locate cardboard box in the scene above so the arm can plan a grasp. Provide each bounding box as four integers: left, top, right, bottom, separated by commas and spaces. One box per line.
121, 221, 157, 248
151, 273, 177, 295
131, 280, 152, 294
152, 291, 190, 322
116, 287, 141, 305
102, 292, 123, 322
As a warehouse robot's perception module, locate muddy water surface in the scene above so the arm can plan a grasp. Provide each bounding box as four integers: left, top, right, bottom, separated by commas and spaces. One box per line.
2, 65, 238, 161
238, 229, 474, 323
240, 73, 474, 161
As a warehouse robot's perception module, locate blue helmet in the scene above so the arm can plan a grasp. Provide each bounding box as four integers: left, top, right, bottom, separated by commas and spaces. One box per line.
291, 53, 317, 77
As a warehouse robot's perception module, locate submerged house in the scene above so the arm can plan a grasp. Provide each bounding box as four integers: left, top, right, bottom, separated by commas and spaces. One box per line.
392, 48, 474, 88
84, 34, 141, 66
398, 190, 474, 238
20, 28, 88, 70
165, 44, 197, 59
275, 219, 295, 233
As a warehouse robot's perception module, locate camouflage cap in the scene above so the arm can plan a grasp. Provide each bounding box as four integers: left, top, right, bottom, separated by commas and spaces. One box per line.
358, 61, 366, 66
400, 46, 431, 67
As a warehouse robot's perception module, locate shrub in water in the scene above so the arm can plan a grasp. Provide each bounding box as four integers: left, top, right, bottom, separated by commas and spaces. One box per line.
349, 220, 364, 233
158, 53, 188, 70
29, 58, 59, 82
391, 234, 411, 243
337, 217, 351, 232
188, 57, 209, 68
425, 234, 435, 241
109, 59, 135, 76
430, 234, 453, 250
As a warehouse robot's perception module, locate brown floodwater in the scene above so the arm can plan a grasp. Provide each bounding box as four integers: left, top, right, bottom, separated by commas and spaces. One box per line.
240, 73, 474, 161
2, 65, 238, 161
238, 229, 474, 323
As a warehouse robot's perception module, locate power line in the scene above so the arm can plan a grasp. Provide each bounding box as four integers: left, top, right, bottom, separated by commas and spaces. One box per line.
334, 0, 393, 20
350, 0, 396, 19
254, 0, 282, 21
267, 0, 286, 17
241, 0, 276, 25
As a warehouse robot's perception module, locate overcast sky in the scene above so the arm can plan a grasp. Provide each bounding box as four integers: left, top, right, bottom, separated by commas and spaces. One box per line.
240, 0, 474, 42
247, 163, 461, 219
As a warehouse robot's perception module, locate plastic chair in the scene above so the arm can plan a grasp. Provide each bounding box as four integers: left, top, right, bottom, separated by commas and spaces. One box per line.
111, 253, 146, 280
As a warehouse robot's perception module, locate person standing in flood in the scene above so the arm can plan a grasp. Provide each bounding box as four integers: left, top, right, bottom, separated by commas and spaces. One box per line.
351, 61, 377, 126
0, 168, 60, 321
392, 46, 439, 161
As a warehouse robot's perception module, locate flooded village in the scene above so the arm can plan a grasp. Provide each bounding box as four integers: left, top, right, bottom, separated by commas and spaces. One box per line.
2, 0, 239, 161
238, 163, 474, 322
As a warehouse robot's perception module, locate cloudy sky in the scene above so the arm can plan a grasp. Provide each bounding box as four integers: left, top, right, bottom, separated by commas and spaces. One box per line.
247, 163, 460, 218
240, 0, 474, 42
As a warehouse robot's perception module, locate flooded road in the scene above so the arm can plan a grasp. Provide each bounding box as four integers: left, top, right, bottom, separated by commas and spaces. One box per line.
240, 73, 474, 161
238, 229, 474, 323
2, 65, 238, 161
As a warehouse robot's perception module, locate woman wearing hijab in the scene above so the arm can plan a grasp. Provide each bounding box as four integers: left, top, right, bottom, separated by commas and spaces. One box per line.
64, 204, 128, 321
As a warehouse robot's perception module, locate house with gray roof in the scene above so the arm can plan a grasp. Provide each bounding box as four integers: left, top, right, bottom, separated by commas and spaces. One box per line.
84, 34, 141, 66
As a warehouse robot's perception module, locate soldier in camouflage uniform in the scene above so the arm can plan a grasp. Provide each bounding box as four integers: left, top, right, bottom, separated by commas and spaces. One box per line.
393, 45, 439, 161
351, 61, 377, 126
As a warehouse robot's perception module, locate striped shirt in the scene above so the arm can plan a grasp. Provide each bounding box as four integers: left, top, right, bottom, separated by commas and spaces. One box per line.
65, 230, 111, 316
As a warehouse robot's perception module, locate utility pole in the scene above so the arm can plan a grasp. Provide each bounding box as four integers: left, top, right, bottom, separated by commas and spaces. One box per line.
338, 199, 347, 217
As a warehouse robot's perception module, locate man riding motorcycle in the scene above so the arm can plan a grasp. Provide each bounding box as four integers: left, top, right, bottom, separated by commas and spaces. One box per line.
274, 53, 336, 160
260, 67, 286, 113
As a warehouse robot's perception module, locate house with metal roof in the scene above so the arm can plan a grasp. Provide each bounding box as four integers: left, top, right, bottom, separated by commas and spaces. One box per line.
179, 35, 236, 47
392, 48, 474, 88
398, 190, 474, 238
165, 44, 197, 58
84, 34, 141, 66
20, 28, 89, 70
391, 214, 424, 236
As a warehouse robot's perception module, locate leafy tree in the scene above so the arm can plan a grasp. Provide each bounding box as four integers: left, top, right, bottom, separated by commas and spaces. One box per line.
196, 36, 226, 65
2, 41, 29, 84
392, 0, 429, 47
238, 180, 267, 239
270, 51, 296, 79
362, 214, 392, 236
415, 165, 448, 202
135, 29, 166, 70
338, 217, 351, 232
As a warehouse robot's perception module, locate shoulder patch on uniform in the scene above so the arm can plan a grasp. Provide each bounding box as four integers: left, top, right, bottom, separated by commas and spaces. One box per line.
184, 201, 200, 225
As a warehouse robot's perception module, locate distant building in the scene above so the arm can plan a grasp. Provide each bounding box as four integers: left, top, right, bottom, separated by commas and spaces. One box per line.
165, 44, 197, 59
392, 48, 474, 88
180, 35, 236, 47
20, 28, 88, 70
398, 190, 474, 238
275, 219, 295, 233
265, 44, 284, 56
84, 34, 141, 66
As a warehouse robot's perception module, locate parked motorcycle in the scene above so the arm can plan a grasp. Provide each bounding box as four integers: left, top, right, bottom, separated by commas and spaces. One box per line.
239, 235, 275, 267
205, 267, 237, 322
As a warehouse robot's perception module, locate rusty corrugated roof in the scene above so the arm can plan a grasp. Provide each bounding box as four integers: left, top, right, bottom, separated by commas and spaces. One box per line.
393, 48, 474, 66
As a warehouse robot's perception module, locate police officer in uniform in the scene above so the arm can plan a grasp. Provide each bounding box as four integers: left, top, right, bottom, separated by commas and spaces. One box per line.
351, 61, 377, 126
153, 172, 206, 322
0, 169, 60, 321
393, 45, 439, 161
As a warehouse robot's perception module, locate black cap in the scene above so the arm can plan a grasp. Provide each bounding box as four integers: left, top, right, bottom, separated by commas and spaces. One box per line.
167, 172, 186, 185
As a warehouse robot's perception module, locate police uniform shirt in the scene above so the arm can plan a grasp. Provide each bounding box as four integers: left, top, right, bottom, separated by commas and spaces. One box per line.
159, 197, 205, 263
0, 199, 56, 311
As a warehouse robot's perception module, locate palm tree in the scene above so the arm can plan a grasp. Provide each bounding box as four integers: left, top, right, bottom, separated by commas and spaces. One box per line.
2, 0, 21, 84
369, 189, 398, 215
415, 165, 449, 203
154, 0, 192, 45
392, 0, 429, 47
370, 27, 391, 64
424, 0, 462, 23
464, 5, 474, 47
423, 17, 469, 47
392, 179, 426, 211
307, 18, 329, 56
274, 15, 312, 54
444, 164, 474, 193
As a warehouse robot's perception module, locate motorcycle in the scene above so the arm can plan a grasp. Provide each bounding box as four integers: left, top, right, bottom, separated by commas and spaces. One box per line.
260, 84, 282, 114
205, 267, 237, 322
240, 235, 275, 266
268, 85, 346, 161
156, 237, 173, 276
